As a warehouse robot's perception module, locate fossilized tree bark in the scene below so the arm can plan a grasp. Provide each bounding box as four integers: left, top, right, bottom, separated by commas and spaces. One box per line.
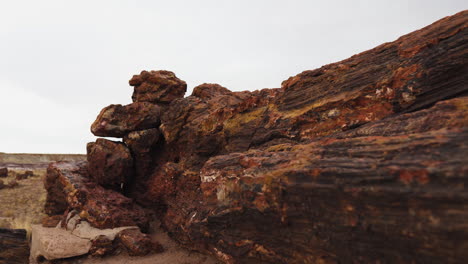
143, 11, 468, 263
0, 228, 29, 264
44, 10, 468, 264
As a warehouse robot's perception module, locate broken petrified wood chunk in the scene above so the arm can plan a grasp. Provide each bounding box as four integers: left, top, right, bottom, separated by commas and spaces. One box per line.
44, 165, 68, 215
6, 179, 18, 188
115, 228, 163, 256
16, 170, 33, 180
0, 167, 7, 178
89, 235, 117, 257
191, 83, 233, 100
45, 161, 149, 230
87, 138, 133, 191
123, 128, 160, 154
91, 102, 161, 137
129, 70, 187, 104
0, 228, 29, 264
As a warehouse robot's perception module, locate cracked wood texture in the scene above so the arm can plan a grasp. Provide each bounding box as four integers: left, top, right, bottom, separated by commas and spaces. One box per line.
46, 11, 468, 264
139, 11, 468, 264
0, 228, 29, 264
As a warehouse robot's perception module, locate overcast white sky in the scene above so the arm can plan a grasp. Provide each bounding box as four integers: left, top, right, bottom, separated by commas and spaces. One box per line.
0, 0, 466, 154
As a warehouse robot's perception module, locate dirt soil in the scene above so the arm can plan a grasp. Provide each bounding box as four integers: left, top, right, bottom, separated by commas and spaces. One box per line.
0, 168, 47, 232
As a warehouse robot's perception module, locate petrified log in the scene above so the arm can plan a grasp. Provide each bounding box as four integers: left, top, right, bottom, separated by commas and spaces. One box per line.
86, 138, 133, 190
43, 10, 468, 264
0, 168, 7, 177
91, 102, 161, 137
44, 161, 148, 230
129, 70, 187, 104
0, 228, 29, 264
136, 11, 468, 264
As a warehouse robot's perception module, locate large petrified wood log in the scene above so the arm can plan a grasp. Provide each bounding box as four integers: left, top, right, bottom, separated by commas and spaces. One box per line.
136, 11, 468, 264
45, 10, 468, 264
0, 228, 29, 264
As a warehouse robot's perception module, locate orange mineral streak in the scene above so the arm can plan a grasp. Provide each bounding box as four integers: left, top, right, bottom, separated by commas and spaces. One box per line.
399, 169, 430, 185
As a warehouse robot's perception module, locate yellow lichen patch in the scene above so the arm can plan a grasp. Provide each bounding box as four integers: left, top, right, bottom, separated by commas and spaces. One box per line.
223, 107, 266, 133
279, 90, 361, 119
266, 144, 293, 152
453, 97, 468, 111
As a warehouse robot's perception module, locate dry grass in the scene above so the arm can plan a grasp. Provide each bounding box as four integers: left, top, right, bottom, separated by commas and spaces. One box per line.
0, 168, 47, 235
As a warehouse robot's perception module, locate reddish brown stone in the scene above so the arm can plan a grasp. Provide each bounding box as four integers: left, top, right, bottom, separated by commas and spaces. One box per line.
44, 165, 68, 216
0, 168, 7, 178
6, 180, 18, 188
41, 215, 62, 228
89, 235, 116, 257
42, 10, 468, 264
45, 162, 149, 231
0, 179, 4, 189
86, 138, 133, 191
142, 11, 468, 264
123, 128, 160, 155
15, 170, 33, 180
0, 228, 29, 264
91, 102, 161, 138
129, 70, 187, 104
115, 229, 160, 256
192, 83, 232, 100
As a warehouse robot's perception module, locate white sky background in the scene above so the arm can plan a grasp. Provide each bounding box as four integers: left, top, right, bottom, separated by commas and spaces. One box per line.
0, 0, 466, 154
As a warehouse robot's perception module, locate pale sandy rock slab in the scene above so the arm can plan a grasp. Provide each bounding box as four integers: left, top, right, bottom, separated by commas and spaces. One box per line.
30, 225, 91, 263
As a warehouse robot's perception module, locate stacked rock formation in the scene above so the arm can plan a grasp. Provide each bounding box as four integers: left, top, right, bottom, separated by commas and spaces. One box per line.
43, 11, 468, 264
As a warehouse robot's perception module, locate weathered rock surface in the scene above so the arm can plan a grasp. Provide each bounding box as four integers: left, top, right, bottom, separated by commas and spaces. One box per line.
44, 161, 148, 230
30, 225, 91, 263
139, 11, 468, 263
124, 128, 161, 155
129, 70, 187, 104
42, 215, 62, 228
42, 10, 468, 264
16, 170, 33, 180
66, 213, 138, 241
91, 102, 161, 137
0, 228, 29, 264
0, 168, 7, 178
87, 138, 134, 190
115, 228, 159, 256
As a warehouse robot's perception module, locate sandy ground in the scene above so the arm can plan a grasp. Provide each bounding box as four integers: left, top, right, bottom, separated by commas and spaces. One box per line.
0, 166, 221, 264
54, 221, 221, 264
0, 168, 46, 231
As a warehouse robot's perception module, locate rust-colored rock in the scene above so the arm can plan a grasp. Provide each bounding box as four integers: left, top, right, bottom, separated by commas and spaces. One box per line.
16, 170, 33, 180
115, 228, 161, 256
0, 168, 7, 178
129, 70, 187, 104
6, 180, 18, 188
45, 162, 148, 230
42, 11, 468, 264
123, 128, 160, 155
41, 215, 62, 228
91, 102, 161, 138
89, 235, 116, 257
87, 138, 133, 191
143, 11, 468, 264
0, 228, 29, 264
